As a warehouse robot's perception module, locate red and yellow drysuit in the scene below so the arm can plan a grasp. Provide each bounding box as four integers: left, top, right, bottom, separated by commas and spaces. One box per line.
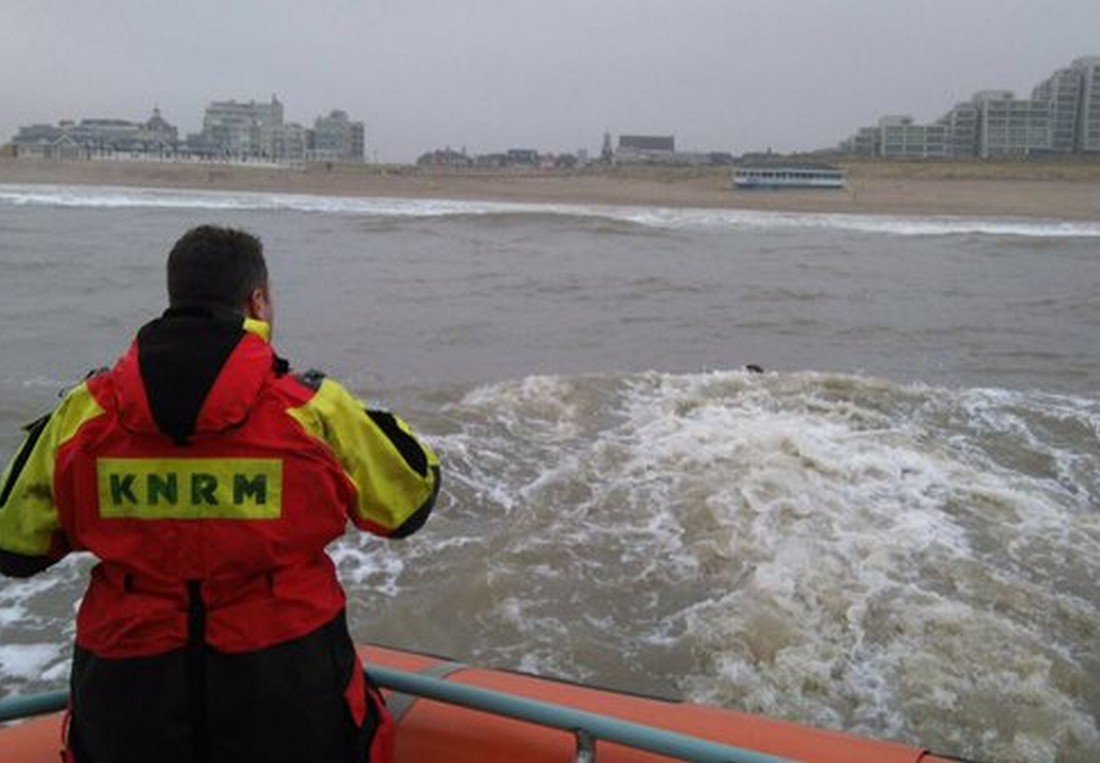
0, 306, 441, 763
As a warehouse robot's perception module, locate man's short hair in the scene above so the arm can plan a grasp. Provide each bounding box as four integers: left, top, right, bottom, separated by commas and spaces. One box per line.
167, 225, 268, 309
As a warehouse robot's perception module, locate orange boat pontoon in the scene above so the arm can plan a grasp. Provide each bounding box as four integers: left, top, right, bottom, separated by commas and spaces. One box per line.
0, 643, 963, 763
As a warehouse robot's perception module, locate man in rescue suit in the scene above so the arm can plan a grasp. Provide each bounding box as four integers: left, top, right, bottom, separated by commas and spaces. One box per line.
0, 225, 441, 762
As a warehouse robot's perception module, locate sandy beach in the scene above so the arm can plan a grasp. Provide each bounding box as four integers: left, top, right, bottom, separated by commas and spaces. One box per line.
2, 157, 1099, 220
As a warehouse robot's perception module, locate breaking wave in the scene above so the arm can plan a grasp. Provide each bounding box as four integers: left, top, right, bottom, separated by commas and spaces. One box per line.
1, 183, 1098, 238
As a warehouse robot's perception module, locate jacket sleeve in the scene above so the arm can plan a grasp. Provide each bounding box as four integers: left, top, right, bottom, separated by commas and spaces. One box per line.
0, 413, 68, 578
0, 382, 104, 577
289, 378, 440, 538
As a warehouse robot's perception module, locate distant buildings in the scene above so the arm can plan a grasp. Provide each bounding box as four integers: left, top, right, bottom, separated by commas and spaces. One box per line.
936, 101, 980, 158
612, 134, 732, 166
195, 96, 285, 158
837, 55, 1100, 159
1033, 67, 1084, 153
8, 97, 367, 165
973, 90, 1051, 158
1075, 57, 1100, 152
506, 148, 539, 166
11, 108, 178, 159
615, 135, 675, 163
410, 134, 732, 170
415, 147, 573, 168
310, 110, 365, 163
273, 123, 308, 164
876, 115, 948, 159
416, 147, 472, 167
192, 98, 365, 163
600, 132, 613, 162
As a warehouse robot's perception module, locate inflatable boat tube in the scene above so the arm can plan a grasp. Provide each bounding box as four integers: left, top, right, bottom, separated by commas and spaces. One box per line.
0, 643, 959, 763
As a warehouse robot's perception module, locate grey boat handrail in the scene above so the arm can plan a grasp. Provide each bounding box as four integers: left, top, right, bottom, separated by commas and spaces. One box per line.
0, 689, 67, 724
0, 667, 793, 763
370, 665, 791, 763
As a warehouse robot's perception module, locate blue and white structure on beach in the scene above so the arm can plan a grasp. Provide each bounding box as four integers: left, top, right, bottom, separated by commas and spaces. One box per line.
732, 165, 846, 190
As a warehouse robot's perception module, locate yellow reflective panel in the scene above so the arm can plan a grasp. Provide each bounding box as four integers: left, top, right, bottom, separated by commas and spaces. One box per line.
97, 458, 283, 520
242, 318, 272, 343
57, 384, 106, 446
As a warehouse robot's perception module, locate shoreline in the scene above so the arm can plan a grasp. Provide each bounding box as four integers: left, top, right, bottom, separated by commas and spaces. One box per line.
2, 158, 1100, 220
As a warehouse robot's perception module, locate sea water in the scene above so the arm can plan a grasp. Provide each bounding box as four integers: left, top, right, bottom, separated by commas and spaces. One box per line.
0, 183, 1097, 762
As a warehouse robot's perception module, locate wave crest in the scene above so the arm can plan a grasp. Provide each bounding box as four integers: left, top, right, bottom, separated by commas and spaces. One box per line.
2, 183, 1097, 238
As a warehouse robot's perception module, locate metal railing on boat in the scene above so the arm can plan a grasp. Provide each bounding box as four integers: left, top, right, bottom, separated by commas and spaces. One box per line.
0, 666, 792, 763
0, 689, 66, 724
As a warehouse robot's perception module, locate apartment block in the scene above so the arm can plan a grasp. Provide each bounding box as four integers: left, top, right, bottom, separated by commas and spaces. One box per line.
1074, 57, 1100, 152
310, 110, 365, 162
1032, 68, 1083, 153
878, 116, 948, 159
273, 123, 307, 164
834, 55, 1099, 159
973, 91, 1051, 158
936, 102, 980, 158
200, 96, 284, 158
851, 126, 880, 157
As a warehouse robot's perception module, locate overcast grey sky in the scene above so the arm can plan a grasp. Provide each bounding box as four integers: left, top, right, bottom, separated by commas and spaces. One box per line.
2, 0, 1097, 162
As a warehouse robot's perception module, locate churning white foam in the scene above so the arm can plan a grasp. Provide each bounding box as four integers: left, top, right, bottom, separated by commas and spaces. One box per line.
1, 368, 1096, 760
429, 369, 1100, 761
0, 643, 62, 681
1, 183, 1097, 238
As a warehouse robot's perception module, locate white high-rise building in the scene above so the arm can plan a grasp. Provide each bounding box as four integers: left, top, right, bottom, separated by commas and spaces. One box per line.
973, 91, 1051, 158
1032, 68, 1083, 153
936, 102, 980, 158
836, 55, 1100, 159
310, 111, 365, 162
877, 115, 949, 159
1073, 57, 1100, 152
201, 95, 284, 158
273, 123, 307, 164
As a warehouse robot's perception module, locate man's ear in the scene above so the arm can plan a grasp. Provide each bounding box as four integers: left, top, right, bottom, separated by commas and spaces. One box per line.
246, 287, 271, 322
